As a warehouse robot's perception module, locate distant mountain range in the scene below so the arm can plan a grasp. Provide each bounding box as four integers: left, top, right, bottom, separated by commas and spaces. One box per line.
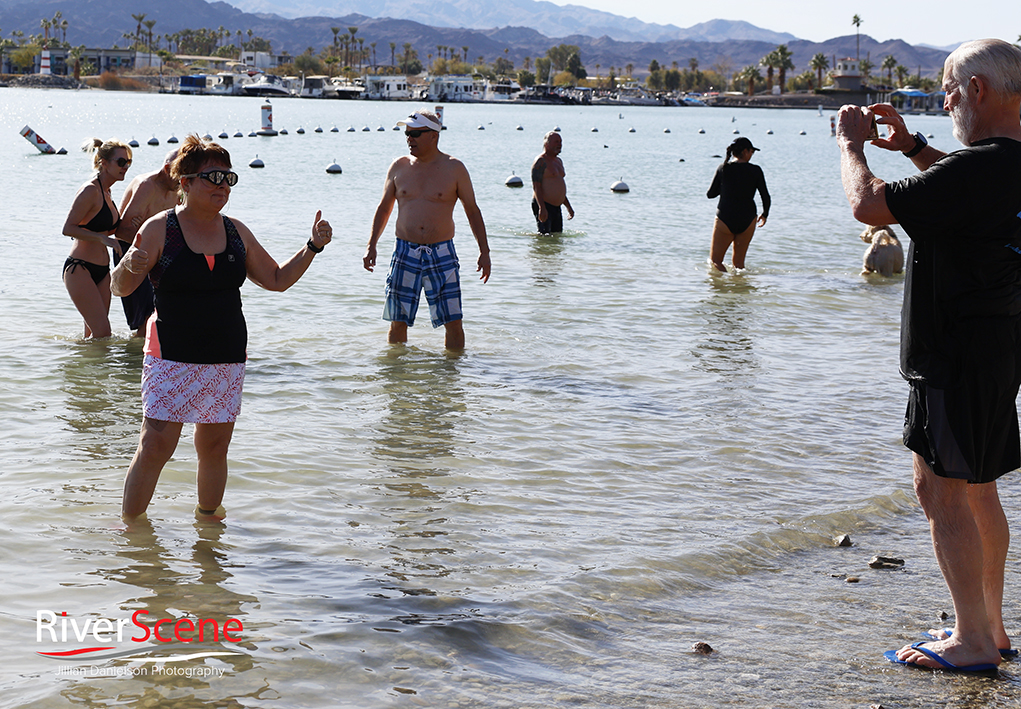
0, 0, 951, 78
224, 0, 798, 45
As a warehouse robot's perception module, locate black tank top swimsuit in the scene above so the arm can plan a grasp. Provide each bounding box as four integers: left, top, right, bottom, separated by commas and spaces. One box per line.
148, 209, 248, 364
63, 177, 122, 285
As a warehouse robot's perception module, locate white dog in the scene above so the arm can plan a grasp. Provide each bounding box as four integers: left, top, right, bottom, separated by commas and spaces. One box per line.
860, 225, 904, 277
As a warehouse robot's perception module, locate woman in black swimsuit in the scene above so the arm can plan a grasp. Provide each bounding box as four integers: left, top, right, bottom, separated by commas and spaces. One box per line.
706, 136, 770, 273
62, 137, 133, 338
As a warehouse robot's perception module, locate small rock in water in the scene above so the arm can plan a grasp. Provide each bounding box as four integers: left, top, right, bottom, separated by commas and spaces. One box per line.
938, 610, 949, 621
834, 534, 853, 547
692, 641, 714, 655
868, 555, 905, 569
846, 576, 861, 583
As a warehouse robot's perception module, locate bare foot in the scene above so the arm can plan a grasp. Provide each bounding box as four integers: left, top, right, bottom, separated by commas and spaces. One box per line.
897, 639, 1000, 670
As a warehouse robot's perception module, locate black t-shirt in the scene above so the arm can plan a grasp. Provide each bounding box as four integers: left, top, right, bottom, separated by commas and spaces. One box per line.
886, 138, 1021, 387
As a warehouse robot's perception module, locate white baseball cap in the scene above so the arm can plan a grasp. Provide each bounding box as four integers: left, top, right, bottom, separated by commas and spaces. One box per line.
397, 112, 442, 132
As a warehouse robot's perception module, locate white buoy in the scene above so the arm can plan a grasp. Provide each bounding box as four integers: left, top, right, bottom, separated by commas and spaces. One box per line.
168, 135, 179, 143
331, 126, 339, 133
248, 131, 257, 137
148, 136, 159, 146
554, 126, 561, 132
663, 128, 671, 133
698, 128, 705, 134
591, 127, 598, 132
347, 126, 355, 132
257, 101, 278, 136
799, 130, 806, 135
516, 125, 524, 131
611, 178, 629, 193
56, 147, 67, 154
19, 125, 56, 154
297, 127, 305, 134
362, 126, 370, 132
628, 127, 636, 133
732, 129, 740, 135
203, 133, 213, 141
280, 128, 288, 135
314, 126, 323, 133
234, 130, 244, 138
766, 129, 773, 135
478, 125, 485, 130
326, 160, 342, 174
219, 131, 229, 139
392, 125, 400, 131
249, 155, 265, 168
505, 173, 523, 187
377, 126, 385, 131
129, 138, 140, 147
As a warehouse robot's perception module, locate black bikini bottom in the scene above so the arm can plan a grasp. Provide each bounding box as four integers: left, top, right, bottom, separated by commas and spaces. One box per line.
63, 257, 109, 285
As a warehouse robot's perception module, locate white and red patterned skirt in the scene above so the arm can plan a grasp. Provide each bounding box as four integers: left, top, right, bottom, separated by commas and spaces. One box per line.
141, 355, 245, 423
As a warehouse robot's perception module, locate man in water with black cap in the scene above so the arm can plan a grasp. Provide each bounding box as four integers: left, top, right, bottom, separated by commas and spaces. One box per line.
363, 110, 491, 351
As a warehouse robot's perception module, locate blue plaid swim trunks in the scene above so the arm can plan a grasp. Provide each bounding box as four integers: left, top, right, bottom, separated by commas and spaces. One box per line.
383, 238, 462, 328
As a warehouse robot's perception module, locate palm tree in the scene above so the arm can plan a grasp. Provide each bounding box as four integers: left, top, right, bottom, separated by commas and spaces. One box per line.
689, 57, 699, 72
132, 13, 146, 49
860, 57, 874, 87
809, 53, 829, 89
881, 54, 897, 87
463, 45, 469, 67
738, 65, 761, 96
759, 51, 777, 92
895, 64, 909, 88
389, 41, 396, 72
39, 18, 50, 44
852, 14, 862, 61
774, 44, 794, 94
144, 19, 156, 64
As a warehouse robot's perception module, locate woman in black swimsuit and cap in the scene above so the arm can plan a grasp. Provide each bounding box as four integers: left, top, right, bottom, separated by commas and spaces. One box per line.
62, 138, 133, 338
706, 136, 770, 273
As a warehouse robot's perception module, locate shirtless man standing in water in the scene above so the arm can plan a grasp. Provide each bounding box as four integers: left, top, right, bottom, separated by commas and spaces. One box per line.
363, 110, 491, 351
113, 149, 180, 336
530, 131, 575, 234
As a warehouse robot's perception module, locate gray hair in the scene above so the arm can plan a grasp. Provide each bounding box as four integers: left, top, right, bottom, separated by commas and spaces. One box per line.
947, 39, 1021, 98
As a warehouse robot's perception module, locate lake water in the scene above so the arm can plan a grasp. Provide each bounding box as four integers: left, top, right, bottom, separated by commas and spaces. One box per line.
2, 87, 1020, 708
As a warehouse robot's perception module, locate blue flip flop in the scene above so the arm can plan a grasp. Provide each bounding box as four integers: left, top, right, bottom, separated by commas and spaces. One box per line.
885, 642, 999, 673
923, 629, 1020, 659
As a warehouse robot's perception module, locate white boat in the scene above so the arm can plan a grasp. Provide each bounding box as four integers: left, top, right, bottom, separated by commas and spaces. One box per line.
482, 79, 522, 101
242, 74, 294, 97
207, 72, 251, 96
426, 75, 482, 102
330, 77, 365, 99
363, 75, 410, 100
299, 75, 330, 98
615, 84, 661, 106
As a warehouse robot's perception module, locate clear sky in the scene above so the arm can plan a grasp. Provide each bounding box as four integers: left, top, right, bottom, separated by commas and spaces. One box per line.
554, 0, 1020, 48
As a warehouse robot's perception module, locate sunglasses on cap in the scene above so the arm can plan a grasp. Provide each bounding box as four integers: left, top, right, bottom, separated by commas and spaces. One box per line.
182, 169, 239, 187
115, 157, 132, 167
404, 129, 435, 138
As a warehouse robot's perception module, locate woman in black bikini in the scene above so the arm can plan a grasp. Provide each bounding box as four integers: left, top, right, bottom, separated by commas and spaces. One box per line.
62, 138, 133, 338
706, 136, 771, 273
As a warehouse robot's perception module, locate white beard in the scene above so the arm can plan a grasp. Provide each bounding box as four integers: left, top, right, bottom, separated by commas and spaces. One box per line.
952, 91, 979, 144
